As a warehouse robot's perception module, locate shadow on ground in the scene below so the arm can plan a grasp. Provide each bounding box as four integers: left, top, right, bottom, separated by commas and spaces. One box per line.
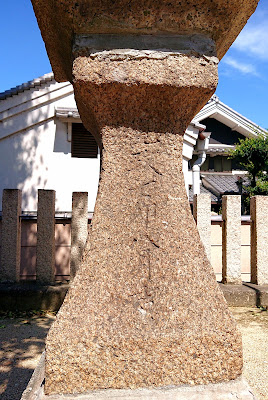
0, 308, 267, 400
0, 311, 55, 400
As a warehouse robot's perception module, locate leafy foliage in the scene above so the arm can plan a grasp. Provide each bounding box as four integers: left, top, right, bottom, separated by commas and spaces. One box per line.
229, 134, 268, 212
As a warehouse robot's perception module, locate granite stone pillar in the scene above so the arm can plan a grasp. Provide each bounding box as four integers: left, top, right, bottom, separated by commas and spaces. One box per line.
36, 190, 55, 284
45, 54, 245, 395
222, 195, 242, 284
70, 192, 88, 280
193, 194, 211, 261
0, 189, 22, 282
30, 0, 259, 396
251, 196, 268, 285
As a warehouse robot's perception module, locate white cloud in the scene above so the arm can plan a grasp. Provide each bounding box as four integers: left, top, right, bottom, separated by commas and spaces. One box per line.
222, 56, 259, 76
232, 1, 268, 61
233, 26, 268, 61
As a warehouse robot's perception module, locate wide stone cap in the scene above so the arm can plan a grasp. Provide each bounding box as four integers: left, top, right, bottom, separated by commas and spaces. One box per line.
31, 0, 259, 82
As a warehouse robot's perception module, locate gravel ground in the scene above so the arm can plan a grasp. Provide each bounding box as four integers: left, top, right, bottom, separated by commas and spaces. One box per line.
230, 307, 268, 400
0, 307, 267, 400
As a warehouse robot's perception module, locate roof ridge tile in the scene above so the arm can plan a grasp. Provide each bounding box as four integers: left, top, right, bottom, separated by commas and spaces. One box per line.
0, 72, 55, 101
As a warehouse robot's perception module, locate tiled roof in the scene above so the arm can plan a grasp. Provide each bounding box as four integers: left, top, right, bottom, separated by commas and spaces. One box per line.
202, 174, 250, 197
0, 72, 55, 100
189, 173, 250, 203
206, 146, 235, 154
188, 184, 218, 203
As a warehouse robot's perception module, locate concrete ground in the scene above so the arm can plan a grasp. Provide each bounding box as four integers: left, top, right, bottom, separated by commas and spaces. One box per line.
0, 307, 267, 400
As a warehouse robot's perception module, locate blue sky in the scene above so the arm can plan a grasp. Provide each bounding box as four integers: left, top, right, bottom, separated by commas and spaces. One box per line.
1, 0, 267, 129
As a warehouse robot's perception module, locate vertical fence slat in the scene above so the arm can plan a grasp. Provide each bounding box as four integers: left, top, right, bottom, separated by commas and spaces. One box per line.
36, 190, 55, 284
70, 192, 88, 279
2, 189, 266, 286
193, 193, 211, 261
250, 196, 268, 285
0, 189, 22, 282
222, 195, 241, 284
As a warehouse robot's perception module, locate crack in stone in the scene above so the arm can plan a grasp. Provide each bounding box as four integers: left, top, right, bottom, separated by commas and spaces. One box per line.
149, 164, 162, 175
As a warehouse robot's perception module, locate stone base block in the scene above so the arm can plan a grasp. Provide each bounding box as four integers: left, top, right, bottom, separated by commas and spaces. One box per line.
21, 355, 256, 400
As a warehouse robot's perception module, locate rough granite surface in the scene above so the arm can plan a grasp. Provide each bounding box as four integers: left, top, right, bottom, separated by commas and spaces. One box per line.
30, 0, 259, 82
28, 0, 260, 395
222, 196, 242, 284
72, 54, 218, 146
193, 194, 211, 261
250, 196, 268, 285
70, 192, 89, 280
36, 190, 55, 284
0, 189, 21, 282
44, 54, 243, 395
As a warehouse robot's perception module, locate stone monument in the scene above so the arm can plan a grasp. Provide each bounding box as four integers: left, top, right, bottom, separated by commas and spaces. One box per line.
30, 0, 259, 397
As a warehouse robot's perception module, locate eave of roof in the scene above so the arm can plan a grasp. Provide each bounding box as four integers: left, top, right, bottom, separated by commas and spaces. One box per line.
0, 72, 55, 101
55, 107, 80, 120
193, 94, 267, 138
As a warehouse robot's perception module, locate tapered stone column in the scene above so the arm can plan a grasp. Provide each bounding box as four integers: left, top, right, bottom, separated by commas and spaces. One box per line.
44, 53, 245, 395
30, 0, 259, 397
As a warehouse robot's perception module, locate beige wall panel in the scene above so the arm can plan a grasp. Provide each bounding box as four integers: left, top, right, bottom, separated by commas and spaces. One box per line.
241, 224, 250, 246
55, 245, 70, 276
211, 246, 222, 274
21, 221, 37, 246
241, 246, 250, 274
211, 223, 222, 245
55, 223, 71, 246
20, 247, 37, 277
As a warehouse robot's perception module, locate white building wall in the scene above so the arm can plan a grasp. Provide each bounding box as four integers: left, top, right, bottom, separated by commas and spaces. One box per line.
0, 119, 100, 212
0, 82, 100, 212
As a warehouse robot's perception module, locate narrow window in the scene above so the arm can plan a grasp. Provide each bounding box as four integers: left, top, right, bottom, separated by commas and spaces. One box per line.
71, 123, 98, 158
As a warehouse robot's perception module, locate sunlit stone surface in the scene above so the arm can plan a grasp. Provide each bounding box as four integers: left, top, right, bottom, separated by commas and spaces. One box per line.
31, 0, 259, 395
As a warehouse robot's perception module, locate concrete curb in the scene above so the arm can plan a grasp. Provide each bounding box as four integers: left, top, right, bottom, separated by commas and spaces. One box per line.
41, 378, 257, 399
0, 282, 69, 312
21, 351, 45, 400
0, 282, 267, 312
219, 283, 268, 307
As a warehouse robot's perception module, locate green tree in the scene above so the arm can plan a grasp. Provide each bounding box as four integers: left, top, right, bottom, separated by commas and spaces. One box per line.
229, 134, 268, 212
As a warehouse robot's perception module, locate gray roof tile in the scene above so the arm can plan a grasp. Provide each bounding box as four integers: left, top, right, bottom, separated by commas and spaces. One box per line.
0, 73, 55, 100
202, 174, 250, 197
188, 184, 218, 203
189, 174, 250, 203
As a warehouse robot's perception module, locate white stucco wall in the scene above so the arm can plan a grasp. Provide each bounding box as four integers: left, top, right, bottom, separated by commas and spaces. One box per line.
0, 81, 100, 212
0, 121, 100, 211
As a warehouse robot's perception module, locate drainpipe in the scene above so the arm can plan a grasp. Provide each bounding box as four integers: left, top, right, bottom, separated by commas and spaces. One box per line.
192, 131, 211, 195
